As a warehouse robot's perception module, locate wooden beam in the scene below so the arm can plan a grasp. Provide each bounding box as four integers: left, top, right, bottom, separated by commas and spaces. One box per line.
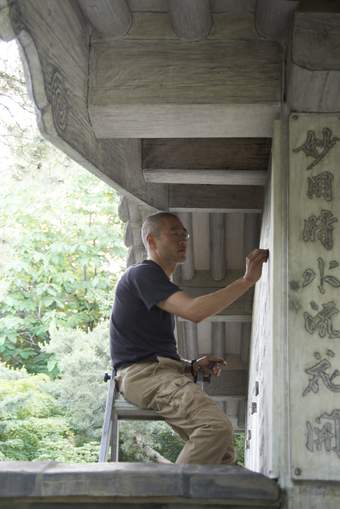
255, 0, 298, 42
1, 0, 168, 210
142, 138, 271, 174
243, 213, 261, 256
169, 185, 264, 212
177, 314, 252, 323
78, 0, 132, 37
89, 39, 281, 138
127, 0, 168, 11
292, 11, 340, 70
288, 10, 340, 111
168, 0, 212, 40
144, 169, 267, 186
210, 213, 226, 281
212, 0, 256, 14
211, 323, 225, 356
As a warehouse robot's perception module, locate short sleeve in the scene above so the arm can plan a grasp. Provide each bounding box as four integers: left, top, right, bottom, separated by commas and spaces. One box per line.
131, 262, 180, 310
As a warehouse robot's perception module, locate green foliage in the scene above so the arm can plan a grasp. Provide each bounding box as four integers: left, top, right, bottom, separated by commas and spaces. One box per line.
43, 323, 111, 443
234, 433, 245, 465
0, 166, 126, 374
0, 364, 99, 462
0, 48, 127, 374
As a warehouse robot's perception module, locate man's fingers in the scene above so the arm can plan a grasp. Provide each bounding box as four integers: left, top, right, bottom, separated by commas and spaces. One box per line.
247, 250, 269, 265
247, 248, 269, 261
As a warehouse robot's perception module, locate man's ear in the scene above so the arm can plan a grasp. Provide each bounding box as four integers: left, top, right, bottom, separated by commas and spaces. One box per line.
147, 233, 156, 251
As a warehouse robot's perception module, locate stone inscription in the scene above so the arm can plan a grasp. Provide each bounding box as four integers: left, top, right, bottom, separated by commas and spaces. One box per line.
304, 301, 340, 339
290, 118, 340, 480
307, 171, 334, 201
303, 210, 337, 250
293, 127, 339, 170
306, 410, 340, 459
290, 258, 340, 294
303, 350, 340, 396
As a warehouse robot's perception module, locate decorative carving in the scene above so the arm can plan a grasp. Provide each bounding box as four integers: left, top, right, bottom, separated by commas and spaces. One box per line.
303, 350, 340, 396
293, 128, 339, 170
306, 410, 340, 459
307, 171, 334, 202
9, 1, 25, 34
303, 210, 337, 250
304, 301, 340, 339
50, 71, 68, 134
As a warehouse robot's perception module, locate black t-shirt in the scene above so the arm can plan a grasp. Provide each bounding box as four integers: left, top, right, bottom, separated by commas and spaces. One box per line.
110, 260, 181, 370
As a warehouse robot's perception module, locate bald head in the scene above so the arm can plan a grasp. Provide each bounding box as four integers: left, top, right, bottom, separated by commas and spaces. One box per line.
141, 212, 179, 251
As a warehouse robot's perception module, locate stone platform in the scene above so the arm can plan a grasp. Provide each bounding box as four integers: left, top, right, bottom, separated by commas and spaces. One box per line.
0, 462, 280, 508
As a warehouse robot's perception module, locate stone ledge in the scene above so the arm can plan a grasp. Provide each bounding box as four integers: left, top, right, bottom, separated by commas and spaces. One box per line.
0, 462, 280, 507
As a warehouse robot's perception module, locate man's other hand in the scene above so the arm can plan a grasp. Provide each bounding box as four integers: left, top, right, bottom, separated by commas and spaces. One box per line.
194, 355, 226, 377
243, 248, 269, 286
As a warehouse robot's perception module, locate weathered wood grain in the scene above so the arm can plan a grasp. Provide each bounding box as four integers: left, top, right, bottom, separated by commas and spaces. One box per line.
255, 0, 298, 42
169, 185, 264, 212
143, 138, 271, 171
78, 0, 131, 37
127, 0, 257, 15
244, 213, 261, 255
90, 39, 280, 105
6, 0, 167, 209
240, 322, 251, 364
108, 13, 259, 42
288, 11, 340, 111
89, 38, 281, 137
184, 322, 199, 359
226, 213, 245, 270
191, 212, 210, 270
292, 12, 340, 70
212, 0, 255, 14
177, 212, 195, 280
169, 0, 212, 41
127, 0, 168, 12
210, 213, 226, 280
91, 103, 279, 138
211, 322, 225, 356
288, 65, 340, 112
144, 169, 267, 185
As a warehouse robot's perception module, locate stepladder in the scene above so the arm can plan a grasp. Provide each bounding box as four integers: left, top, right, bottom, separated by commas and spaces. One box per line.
98, 369, 210, 462
98, 370, 163, 462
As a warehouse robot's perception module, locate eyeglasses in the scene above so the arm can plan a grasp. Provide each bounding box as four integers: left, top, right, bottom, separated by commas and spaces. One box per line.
167, 230, 190, 241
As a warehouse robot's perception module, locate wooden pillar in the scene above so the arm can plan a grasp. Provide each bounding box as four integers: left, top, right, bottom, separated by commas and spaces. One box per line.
255, 0, 298, 42
78, 0, 132, 37
184, 322, 199, 359
211, 323, 225, 357
177, 212, 195, 281
210, 213, 226, 281
168, 0, 212, 41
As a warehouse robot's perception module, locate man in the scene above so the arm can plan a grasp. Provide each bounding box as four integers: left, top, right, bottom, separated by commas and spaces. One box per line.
110, 212, 268, 464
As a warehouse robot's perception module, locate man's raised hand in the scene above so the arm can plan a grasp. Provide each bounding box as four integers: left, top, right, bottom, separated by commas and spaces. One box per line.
243, 248, 269, 286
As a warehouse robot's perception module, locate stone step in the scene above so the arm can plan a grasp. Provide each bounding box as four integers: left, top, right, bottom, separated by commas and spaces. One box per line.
0, 462, 280, 508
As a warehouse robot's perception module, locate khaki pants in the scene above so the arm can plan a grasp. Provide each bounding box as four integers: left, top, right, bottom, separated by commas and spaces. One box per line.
115, 356, 235, 464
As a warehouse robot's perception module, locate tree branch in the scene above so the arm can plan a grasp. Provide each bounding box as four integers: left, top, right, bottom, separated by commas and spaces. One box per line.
134, 432, 172, 464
